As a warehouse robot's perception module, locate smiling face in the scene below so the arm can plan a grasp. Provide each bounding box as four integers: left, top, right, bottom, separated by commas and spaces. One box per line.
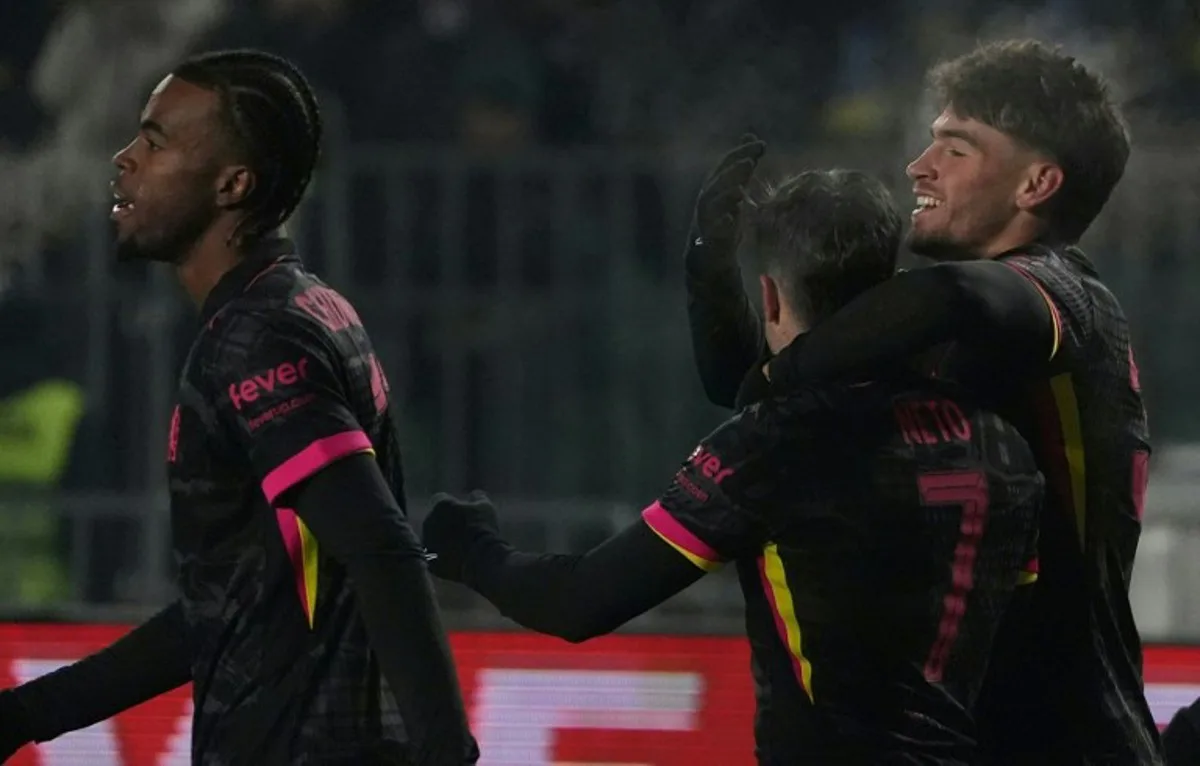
905, 109, 1055, 261
110, 75, 227, 263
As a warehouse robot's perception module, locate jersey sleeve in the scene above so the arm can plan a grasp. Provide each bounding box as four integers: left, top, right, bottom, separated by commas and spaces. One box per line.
206, 311, 373, 503
641, 414, 773, 570
767, 260, 1060, 389
1000, 259, 1065, 362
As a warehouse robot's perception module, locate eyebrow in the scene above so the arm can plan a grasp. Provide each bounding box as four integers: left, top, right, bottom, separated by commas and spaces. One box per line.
140, 119, 169, 140
931, 127, 980, 148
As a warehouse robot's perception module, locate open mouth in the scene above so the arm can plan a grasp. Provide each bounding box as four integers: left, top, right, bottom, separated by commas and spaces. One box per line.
111, 190, 135, 220
912, 195, 942, 218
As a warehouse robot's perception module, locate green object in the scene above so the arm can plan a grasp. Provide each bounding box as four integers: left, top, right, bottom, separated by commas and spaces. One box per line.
0, 379, 86, 484
0, 379, 85, 606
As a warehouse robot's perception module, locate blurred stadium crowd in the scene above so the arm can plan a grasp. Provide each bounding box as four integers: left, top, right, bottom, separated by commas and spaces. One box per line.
1, 0, 1200, 633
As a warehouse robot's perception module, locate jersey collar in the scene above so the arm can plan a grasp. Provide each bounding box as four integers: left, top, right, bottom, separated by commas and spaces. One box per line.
994, 240, 1098, 277
200, 236, 298, 326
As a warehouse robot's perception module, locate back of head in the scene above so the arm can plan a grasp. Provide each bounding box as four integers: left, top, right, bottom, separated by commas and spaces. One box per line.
172, 49, 323, 243
929, 39, 1130, 243
746, 169, 902, 326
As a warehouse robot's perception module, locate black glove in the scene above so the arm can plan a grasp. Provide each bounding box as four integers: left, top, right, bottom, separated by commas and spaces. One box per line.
421, 490, 501, 584
0, 689, 33, 763
684, 133, 767, 278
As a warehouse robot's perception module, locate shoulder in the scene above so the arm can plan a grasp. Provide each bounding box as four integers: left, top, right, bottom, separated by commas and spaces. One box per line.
191, 301, 340, 393
708, 383, 888, 464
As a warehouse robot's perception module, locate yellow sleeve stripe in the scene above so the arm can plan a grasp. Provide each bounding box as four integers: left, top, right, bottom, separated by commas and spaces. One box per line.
641, 502, 724, 572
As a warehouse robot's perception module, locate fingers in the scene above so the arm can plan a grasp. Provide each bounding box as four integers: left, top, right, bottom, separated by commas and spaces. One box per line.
428, 490, 491, 514
707, 134, 766, 180
702, 158, 757, 208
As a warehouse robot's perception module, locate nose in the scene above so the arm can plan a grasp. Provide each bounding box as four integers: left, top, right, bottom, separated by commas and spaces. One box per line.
906, 145, 935, 182
112, 139, 136, 173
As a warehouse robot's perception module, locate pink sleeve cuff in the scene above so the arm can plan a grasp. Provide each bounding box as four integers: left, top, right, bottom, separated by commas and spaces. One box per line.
641, 501, 724, 571
261, 430, 373, 503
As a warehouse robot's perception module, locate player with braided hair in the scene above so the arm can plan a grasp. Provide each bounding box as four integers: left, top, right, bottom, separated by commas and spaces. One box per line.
0, 50, 478, 765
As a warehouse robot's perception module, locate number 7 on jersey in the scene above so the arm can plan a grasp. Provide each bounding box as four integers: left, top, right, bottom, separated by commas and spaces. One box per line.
918, 469, 990, 682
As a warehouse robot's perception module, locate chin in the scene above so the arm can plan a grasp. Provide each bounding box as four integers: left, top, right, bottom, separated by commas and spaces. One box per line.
114, 234, 170, 263
114, 235, 143, 263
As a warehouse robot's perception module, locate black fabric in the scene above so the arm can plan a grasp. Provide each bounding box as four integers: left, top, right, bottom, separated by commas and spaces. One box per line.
7, 602, 191, 743
428, 503, 704, 643
687, 242, 1161, 763
290, 455, 477, 766
684, 135, 768, 407
766, 259, 1056, 390
734, 349, 777, 409
1163, 698, 1200, 766
426, 374, 1044, 764
168, 240, 472, 763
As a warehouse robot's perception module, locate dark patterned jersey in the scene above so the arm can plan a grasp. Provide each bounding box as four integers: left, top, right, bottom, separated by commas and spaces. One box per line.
168, 238, 410, 765
960, 245, 1159, 765
641, 375, 1042, 765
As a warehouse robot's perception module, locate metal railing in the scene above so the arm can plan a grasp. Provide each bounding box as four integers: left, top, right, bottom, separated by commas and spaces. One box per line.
6, 117, 1200, 637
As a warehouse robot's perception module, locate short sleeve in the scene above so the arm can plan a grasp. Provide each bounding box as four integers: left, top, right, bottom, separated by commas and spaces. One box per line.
207, 312, 372, 503
641, 415, 771, 570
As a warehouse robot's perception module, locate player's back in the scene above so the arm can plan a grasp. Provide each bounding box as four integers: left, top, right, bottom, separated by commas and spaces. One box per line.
172, 241, 409, 763
962, 245, 1159, 764
719, 376, 1041, 764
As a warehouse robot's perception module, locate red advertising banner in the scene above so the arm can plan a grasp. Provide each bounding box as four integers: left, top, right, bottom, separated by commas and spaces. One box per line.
0, 624, 1195, 765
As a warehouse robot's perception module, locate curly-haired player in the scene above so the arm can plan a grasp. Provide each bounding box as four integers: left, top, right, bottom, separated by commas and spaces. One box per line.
687, 40, 1159, 766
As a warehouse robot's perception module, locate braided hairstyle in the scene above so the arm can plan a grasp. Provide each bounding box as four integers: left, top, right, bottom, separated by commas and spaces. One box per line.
173, 49, 322, 243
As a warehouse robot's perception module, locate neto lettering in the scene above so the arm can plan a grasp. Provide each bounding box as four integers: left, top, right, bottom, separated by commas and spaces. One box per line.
894, 398, 971, 446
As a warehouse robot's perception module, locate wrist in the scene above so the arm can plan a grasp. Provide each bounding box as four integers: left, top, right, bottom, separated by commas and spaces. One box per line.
460, 531, 510, 592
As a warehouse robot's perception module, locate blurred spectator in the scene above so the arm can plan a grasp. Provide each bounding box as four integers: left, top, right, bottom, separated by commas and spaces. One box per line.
0, 275, 84, 607
0, 0, 229, 272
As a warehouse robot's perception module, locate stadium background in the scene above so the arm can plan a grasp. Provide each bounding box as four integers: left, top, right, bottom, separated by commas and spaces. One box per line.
2, 0, 1200, 763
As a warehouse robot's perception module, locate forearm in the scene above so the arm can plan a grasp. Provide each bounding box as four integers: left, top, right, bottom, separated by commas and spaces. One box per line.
294, 456, 475, 765
5, 601, 192, 743
348, 555, 475, 764
464, 521, 704, 643
685, 253, 765, 408
768, 261, 1056, 388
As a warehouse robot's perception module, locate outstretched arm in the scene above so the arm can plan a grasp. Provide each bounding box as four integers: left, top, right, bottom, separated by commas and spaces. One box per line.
422, 415, 771, 643
0, 601, 192, 757
425, 494, 706, 643
767, 260, 1060, 389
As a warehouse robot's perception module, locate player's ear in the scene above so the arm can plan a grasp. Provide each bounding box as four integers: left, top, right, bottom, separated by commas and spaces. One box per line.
1015, 161, 1063, 211
215, 165, 255, 210
760, 274, 782, 325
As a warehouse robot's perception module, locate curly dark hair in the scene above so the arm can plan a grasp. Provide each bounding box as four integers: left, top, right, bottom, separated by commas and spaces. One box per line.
929, 39, 1130, 242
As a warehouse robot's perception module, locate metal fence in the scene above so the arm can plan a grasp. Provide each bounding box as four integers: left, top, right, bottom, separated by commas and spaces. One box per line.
8, 120, 1200, 639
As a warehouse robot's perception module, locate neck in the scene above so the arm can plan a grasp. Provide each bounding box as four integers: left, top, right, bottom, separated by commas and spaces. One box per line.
978, 215, 1046, 259
176, 225, 243, 308
766, 313, 807, 355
